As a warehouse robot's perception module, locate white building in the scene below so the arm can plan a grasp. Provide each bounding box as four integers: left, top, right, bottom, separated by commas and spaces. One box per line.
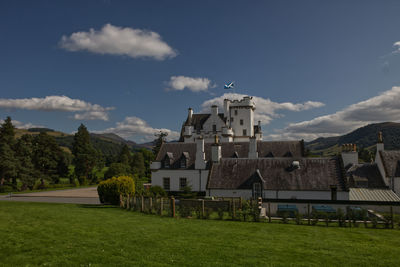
180, 96, 262, 143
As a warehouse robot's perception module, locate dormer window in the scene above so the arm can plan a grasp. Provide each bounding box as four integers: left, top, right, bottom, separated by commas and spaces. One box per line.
212, 124, 217, 133
164, 159, 170, 168
181, 158, 187, 168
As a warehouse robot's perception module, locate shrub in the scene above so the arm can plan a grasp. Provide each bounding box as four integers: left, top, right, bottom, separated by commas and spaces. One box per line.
149, 186, 167, 197
204, 207, 213, 219
371, 217, 378, 228
0, 185, 13, 193
311, 213, 319, 226
336, 208, 346, 227
217, 208, 224, 220
295, 212, 302, 225
97, 176, 135, 205
179, 204, 192, 218
281, 212, 289, 224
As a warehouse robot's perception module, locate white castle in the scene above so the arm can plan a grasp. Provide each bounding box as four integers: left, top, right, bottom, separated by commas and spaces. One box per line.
181, 96, 262, 143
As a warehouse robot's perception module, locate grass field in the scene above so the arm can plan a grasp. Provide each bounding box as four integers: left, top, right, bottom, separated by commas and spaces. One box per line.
1, 202, 400, 266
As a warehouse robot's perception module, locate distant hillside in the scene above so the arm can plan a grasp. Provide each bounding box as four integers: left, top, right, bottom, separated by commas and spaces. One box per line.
14, 128, 153, 157
306, 122, 400, 156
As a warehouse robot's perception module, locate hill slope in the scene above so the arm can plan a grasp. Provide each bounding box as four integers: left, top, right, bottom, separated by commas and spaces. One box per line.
306, 122, 400, 156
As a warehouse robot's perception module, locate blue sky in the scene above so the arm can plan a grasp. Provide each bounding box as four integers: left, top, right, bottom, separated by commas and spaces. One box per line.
1, 0, 400, 142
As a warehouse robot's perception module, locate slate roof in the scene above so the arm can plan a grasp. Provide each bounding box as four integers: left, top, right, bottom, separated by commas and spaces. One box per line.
155, 141, 304, 169
184, 113, 226, 130
207, 157, 346, 191
346, 163, 387, 188
349, 188, 400, 202
379, 151, 400, 177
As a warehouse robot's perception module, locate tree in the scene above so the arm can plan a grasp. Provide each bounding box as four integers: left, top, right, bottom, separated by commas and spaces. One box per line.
15, 134, 36, 190
0, 117, 17, 186
33, 132, 66, 185
72, 124, 97, 185
139, 148, 155, 178
131, 152, 145, 178
118, 144, 132, 166
104, 163, 131, 180
152, 131, 168, 156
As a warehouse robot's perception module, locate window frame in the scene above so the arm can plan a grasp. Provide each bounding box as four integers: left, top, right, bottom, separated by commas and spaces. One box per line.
163, 177, 170, 191
243, 129, 247, 136
240, 119, 243, 125
179, 177, 187, 190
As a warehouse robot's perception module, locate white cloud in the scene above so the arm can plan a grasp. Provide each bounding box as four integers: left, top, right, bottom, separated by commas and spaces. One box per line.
0, 119, 43, 129
98, 116, 180, 142
59, 24, 177, 60
166, 76, 214, 92
267, 86, 400, 141
0, 95, 113, 121
393, 41, 400, 54
201, 93, 324, 125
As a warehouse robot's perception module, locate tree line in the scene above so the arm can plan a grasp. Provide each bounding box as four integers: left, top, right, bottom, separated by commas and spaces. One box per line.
0, 117, 159, 192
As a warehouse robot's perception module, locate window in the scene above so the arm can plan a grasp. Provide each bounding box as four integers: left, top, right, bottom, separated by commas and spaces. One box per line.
234, 110, 238, 116
240, 119, 243, 125
253, 183, 262, 198
243, 129, 247, 136
212, 124, 217, 133
179, 178, 187, 190
163, 178, 170, 191
180, 158, 187, 168
231, 117, 234, 122
164, 159, 170, 168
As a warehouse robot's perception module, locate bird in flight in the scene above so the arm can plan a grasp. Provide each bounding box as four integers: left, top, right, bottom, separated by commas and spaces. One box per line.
224, 81, 234, 89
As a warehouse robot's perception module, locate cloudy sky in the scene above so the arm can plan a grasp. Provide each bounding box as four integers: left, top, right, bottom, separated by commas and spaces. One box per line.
2, 1, 400, 142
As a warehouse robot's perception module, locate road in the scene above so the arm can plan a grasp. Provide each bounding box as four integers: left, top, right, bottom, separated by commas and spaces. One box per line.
0, 187, 101, 204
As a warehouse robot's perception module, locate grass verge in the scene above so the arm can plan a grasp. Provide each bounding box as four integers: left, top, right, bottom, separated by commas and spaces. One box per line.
1, 201, 400, 266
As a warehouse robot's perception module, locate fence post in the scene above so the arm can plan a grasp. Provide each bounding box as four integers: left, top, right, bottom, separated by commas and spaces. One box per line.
160, 197, 164, 216
307, 203, 310, 225
133, 196, 137, 210
201, 199, 205, 219
150, 197, 153, 213
119, 194, 123, 208
126, 194, 130, 210
268, 202, 271, 223
232, 200, 236, 219
239, 197, 242, 210
171, 196, 176, 218
391, 206, 394, 229
141, 195, 144, 212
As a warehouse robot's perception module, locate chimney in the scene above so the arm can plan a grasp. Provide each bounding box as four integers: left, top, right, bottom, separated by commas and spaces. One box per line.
211, 135, 221, 163
376, 131, 384, 152
223, 99, 230, 119
188, 108, 193, 121
341, 143, 358, 166
211, 105, 218, 116
195, 137, 206, 169
248, 136, 258, 159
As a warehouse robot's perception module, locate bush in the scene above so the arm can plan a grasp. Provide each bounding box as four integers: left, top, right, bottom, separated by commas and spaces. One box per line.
0, 185, 13, 193
281, 212, 289, 224
295, 212, 302, 225
149, 186, 167, 197
336, 208, 346, 227
217, 208, 224, 220
97, 176, 135, 205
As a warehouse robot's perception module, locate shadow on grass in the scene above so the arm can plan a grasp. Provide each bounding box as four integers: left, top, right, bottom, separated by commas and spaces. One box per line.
78, 204, 117, 209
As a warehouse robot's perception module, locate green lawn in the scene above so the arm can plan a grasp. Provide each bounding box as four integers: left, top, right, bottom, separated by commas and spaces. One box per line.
1, 202, 400, 266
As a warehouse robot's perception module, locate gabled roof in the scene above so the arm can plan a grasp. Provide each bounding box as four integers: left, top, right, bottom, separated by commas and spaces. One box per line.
207, 157, 347, 191
346, 163, 387, 188
379, 151, 400, 177
184, 113, 226, 130
155, 141, 304, 169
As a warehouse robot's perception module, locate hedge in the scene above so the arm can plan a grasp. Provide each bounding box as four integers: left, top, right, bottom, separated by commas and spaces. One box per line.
97, 176, 135, 205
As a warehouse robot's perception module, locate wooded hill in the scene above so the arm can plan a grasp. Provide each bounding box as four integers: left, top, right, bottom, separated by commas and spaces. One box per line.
15, 128, 152, 158
305, 122, 400, 156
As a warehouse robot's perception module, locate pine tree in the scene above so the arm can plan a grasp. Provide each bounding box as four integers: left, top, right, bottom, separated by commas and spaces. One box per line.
153, 131, 168, 156
33, 132, 64, 185
118, 144, 132, 166
0, 117, 17, 186
15, 134, 36, 190
72, 124, 97, 185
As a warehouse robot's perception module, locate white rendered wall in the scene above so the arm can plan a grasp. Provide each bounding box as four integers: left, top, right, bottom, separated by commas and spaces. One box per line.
375, 152, 389, 186
151, 169, 209, 192
230, 107, 254, 138
208, 189, 349, 200
341, 152, 358, 166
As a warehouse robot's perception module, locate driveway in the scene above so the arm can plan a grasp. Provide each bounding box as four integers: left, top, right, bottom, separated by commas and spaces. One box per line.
0, 187, 101, 204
